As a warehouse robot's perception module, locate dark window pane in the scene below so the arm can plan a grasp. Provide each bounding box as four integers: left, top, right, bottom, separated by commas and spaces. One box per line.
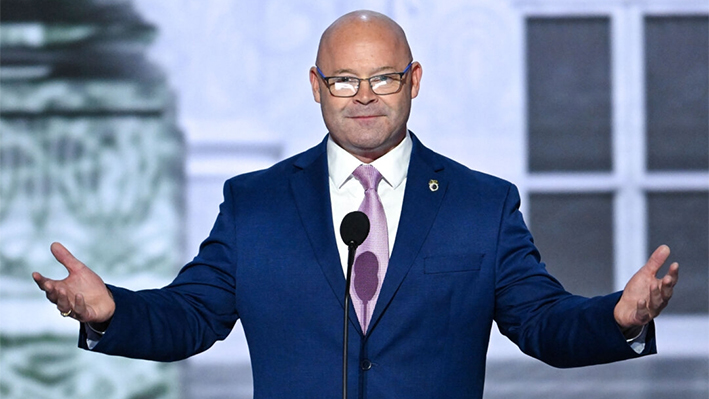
645, 16, 709, 171
527, 18, 612, 172
647, 192, 709, 314
528, 193, 614, 297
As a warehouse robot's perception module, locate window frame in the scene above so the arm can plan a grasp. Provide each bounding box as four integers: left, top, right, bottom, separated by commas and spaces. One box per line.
515, 0, 709, 355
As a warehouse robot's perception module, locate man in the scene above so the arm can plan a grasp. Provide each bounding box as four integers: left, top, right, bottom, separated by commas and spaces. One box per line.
34, 10, 678, 399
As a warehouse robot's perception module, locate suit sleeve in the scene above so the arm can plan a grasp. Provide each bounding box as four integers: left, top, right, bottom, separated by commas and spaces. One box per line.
79, 180, 241, 362
493, 184, 656, 368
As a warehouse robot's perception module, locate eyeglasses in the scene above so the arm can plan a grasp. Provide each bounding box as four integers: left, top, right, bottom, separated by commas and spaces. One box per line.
316, 61, 413, 98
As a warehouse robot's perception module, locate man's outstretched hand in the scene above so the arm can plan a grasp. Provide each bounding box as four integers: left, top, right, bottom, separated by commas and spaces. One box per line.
32, 242, 115, 325
614, 245, 679, 334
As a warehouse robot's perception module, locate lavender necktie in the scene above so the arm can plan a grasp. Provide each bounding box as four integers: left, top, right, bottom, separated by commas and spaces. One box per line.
351, 164, 389, 333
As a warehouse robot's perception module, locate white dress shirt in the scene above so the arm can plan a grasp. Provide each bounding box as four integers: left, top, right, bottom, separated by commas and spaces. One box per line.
327, 132, 412, 276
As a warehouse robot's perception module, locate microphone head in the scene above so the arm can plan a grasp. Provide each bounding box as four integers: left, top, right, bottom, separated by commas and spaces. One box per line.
340, 211, 370, 247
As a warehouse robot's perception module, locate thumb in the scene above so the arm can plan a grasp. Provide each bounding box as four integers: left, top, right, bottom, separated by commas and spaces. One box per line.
50, 242, 86, 275
643, 245, 670, 276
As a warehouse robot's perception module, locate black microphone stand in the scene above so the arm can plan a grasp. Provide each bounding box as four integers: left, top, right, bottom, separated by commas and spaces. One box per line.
339, 211, 369, 399
343, 242, 357, 399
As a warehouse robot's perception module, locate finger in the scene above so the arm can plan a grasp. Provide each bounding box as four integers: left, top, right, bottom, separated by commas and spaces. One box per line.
50, 242, 86, 275
55, 288, 74, 314
659, 284, 673, 304
665, 262, 679, 283
73, 293, 88, 321
32, 272, 51, 290
635, 299, 651, 324
658, 262, 678, 297
35, 276, 60, 303
643, 245, 671, 275
648, 282, 664, 315
44, 287, 59, 304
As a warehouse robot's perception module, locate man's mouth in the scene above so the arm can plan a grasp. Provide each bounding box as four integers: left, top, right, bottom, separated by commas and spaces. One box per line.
349, 115, 382, 119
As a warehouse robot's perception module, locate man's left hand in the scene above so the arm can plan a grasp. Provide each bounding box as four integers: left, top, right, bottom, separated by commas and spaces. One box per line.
614, 245, 679, 335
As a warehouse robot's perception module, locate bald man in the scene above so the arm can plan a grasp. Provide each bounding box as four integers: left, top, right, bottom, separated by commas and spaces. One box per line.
34, 10, 678, 399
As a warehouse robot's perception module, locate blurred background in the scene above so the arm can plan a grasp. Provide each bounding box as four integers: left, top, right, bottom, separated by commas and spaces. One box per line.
0, 0, 707, 398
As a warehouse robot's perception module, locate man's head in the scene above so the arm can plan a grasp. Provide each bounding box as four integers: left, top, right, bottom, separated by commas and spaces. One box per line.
310, 10, 422, 163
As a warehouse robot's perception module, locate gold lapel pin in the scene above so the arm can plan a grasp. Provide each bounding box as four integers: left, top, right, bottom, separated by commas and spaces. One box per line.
428, 179, 439, 192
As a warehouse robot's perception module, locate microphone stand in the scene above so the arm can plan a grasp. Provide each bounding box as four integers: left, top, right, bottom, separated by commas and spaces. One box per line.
339, 210, 368, 399
343, 242, 356, 399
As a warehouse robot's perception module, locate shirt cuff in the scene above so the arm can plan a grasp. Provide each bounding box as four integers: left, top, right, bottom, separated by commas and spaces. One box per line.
84, 323, 105, 350
626, 324, 648, 354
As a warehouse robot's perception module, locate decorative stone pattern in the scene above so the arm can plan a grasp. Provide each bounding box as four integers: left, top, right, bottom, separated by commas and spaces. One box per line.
0, 1, 183, 398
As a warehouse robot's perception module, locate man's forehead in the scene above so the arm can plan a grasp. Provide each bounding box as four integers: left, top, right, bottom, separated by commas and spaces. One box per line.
316, 11, 412, 68
329, 64, 401, 76
318, 33, 407, 70
323, 10, 401, 40
324, 26, 402, 50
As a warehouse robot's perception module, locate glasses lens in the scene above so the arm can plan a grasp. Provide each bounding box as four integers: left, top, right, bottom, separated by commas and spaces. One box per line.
370, 74, 402, 95
324, 72, 405, 97
329, 77, 358, 97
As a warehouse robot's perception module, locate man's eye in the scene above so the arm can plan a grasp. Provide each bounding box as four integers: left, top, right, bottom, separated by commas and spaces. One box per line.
371, 75, 395, 84
331, 77, 357, 84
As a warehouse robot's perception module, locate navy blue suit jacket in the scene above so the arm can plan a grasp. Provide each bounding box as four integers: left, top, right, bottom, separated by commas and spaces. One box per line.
82, 133, 655, 399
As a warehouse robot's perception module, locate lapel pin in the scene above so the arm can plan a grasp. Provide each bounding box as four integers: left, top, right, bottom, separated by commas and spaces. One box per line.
428, 179, 439, 192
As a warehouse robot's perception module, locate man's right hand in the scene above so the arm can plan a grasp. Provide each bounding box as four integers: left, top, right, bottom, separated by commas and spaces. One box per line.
32, 242, 116, 325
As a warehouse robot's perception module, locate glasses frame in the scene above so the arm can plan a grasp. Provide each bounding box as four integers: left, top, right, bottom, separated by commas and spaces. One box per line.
316, 61, 414, 98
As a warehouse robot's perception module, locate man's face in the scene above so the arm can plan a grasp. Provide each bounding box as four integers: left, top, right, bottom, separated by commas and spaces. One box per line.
310, 23, 422, 163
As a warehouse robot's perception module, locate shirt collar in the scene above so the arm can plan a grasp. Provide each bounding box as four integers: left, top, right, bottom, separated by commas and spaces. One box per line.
327, 131, 412, 190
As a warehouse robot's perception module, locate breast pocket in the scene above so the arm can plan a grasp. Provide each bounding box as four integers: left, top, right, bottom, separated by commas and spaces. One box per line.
423, 253, 485, 274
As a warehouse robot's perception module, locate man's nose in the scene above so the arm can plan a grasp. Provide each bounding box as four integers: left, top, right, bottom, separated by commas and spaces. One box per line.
354, 79, 377, 104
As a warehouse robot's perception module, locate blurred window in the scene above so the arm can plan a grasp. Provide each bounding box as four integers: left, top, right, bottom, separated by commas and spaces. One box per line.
645, 16, 709, 171
526, 16, 708, 315
527, 17, 612, 172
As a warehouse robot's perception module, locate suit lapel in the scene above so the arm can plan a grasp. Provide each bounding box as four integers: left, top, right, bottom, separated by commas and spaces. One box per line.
368, 134, 447, 335
289, 134, 446, 337
290, 138, 364, 334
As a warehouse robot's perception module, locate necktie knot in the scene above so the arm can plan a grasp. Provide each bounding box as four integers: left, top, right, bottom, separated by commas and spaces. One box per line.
352, 164, 383, 192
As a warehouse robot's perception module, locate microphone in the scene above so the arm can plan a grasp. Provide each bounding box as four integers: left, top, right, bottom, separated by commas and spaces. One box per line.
340, 211, 369, 249
339, 211, 369, 399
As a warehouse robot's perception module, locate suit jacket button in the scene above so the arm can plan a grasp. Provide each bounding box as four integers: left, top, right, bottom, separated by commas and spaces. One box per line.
360, 359, 372, 371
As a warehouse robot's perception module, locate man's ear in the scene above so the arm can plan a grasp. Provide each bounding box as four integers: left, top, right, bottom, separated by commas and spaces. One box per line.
409, 62, 422, 99
309, 67, 322, 104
